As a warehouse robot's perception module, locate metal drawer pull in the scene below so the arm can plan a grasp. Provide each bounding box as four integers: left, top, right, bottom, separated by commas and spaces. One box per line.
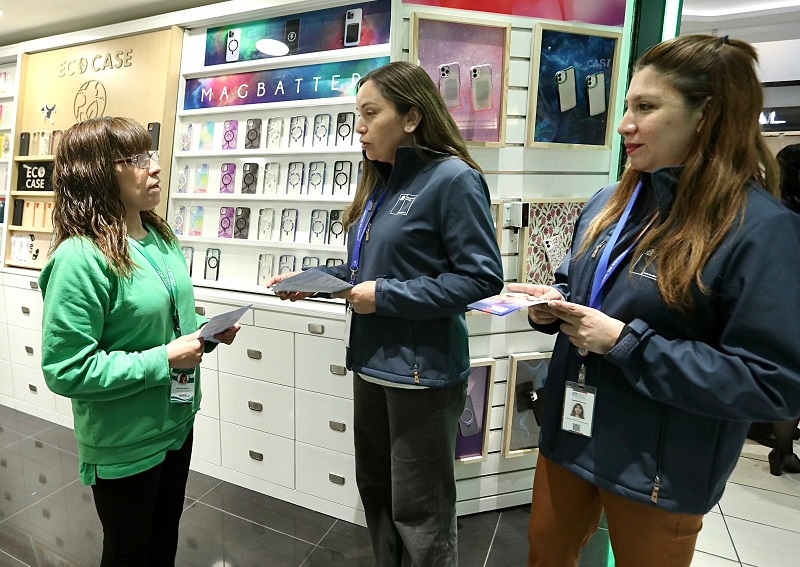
195, 306, 206, 315
329, 364, 347, 376
29, 281, 39, 290
21, 306, 31, 315
329, 473, 345, 485
29, 384, 38, 393
248, 401, 263, 412
329, 420, 346, 432
25, 346, 34, 355
308, 323, 324, 334
248, 450, 264, 462
246, 349, 262, 360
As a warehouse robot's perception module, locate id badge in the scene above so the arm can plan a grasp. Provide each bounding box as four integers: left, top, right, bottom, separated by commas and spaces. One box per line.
170, 368, 196, 404
561, 380, 596, 437
344, 305, 353, 348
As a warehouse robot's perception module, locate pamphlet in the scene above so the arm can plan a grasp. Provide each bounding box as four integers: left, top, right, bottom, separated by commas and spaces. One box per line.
468, 293, 548, 316
271, 269, 353, 294
199, 304, 252, 340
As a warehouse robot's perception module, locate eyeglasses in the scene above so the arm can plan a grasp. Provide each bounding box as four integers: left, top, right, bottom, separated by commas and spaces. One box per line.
115, 151, 159, 169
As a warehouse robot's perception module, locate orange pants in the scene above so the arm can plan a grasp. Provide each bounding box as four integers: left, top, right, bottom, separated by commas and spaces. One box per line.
528, 455, 703, 567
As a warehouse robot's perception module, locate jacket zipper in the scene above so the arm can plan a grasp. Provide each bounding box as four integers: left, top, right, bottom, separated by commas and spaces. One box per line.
411, 321, 420, 384
651, 408, 667, 504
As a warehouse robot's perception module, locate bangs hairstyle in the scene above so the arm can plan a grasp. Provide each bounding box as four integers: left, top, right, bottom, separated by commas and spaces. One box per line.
343, 61, 480, 228
580, 35, 779, 311
50, 116, 174, 276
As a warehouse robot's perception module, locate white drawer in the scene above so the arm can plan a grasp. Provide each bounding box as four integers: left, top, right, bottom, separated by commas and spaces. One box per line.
200, 348, 218, 371
296, 442, 362, 510
3, 287, 43, 331
295, 390, 354, 455
253, 309, 345, 337
7, 326, 42, 369
11, 363, 56, 412
219, 372, 294, 438
217, 325, 294, 386
220, 421, 294, 488
295, 334, 352, 398
3, 273, 41, 291
193, 414, 221, 465
55, 394, 73, 418
0, 282, 6, 323
0, 359, 13, 397
0, 322, 9, 361
195, 300, 254, 326
198, 368, 219, 419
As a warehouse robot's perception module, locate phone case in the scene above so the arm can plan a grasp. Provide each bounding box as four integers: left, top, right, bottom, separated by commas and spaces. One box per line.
222, 120, 238, 150
245, 118, 262, 149
309, 209, 329, 244
328, 209, 346, 246
286, 161, 305, 195
189, 206, 204, 236
21, 200, 34, 226
285, 18, 300, 54
312, 114, 331, 146
307, 161, 326, 196
234, 207, 251, 239
40, 131, 52, 155
332, 160, 352, 195
288, 115, 307, 147
458, 395, 480, 437
176, 164, 189, 193
587, 72, 607, 117
257, 207, 275, 240
556, 67, 577, 112
263, 162, 280, 193
51, 130, 64, 155
470, 64, 493, 112
31, 132, 42, 156
147, 122, 161, 151
43, 202, 54, 229
220, 163, 236, 193
335, 112, 355, 145
326, 258, 344, 267
181, 246, 194, 276
12, 199, 24, 226
173, 205, 187, 235
343, 8, 362, 47
180, 123, 193, 151
302, 256, 320, 269
194, 164, 209, 193
32, 201, 45, 227
225, 28, 241, 62
279, 208, 298, 242
438, 63, 461, 109
204, 248, 221, 280
279, 254, 296, 274
218, 206, 235, 238
18, 132, 30, 156
266, 117, 283, 148
199, 121, 215, 151
241, 162, 259, 194
257, 253, 274, 286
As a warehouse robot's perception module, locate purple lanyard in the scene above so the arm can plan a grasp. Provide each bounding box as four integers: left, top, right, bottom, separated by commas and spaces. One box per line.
588, 182, 643, 310
349, 190, 388, 284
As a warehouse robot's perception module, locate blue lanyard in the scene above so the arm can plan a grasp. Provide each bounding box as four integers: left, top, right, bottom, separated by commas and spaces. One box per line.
128, 235, 182, 335
349, 190, 388, 284
588, 182, 643, 311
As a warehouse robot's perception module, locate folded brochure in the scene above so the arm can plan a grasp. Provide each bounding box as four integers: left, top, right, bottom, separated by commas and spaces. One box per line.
468, 293, 548, 316
199, 304, 252, 340
271, 269, 353, 294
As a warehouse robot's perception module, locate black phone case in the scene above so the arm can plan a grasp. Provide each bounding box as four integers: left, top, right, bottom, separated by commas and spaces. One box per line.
245, 118, 262, 149
147, 122, 161, 151
18, 132, 30, 156
234, 207, 250, 239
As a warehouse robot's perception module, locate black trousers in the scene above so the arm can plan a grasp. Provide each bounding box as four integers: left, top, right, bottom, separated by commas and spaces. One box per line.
91, 429, 193, 567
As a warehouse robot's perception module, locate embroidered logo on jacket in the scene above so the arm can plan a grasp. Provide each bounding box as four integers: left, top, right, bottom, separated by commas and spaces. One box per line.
390, 194, 417, 215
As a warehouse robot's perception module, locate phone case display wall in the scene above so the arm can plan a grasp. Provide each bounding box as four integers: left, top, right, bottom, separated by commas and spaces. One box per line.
455, 358, 495, 462
503, 352, 549, 458
409, 12, 509, 146
519, 199, 586, 285
172, 3, 391, 294
0, 63, 16, 230
527, 23, 622, 148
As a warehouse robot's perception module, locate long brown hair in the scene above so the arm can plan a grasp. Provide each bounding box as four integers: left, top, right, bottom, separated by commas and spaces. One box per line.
50, 116, 175, 276
582, 35, 779, 311
343, 61, 481, 228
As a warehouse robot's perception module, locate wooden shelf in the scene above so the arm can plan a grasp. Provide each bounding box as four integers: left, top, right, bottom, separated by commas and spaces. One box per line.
9, 191, 53, 197
7, 225, 53, 233
13, 155, 53, 162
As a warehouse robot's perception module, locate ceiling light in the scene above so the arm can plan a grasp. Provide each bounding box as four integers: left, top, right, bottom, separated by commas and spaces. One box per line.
255, 38, 289, 57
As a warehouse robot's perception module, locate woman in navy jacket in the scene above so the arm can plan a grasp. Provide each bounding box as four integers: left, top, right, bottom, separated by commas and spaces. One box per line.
510, 35, 800, 567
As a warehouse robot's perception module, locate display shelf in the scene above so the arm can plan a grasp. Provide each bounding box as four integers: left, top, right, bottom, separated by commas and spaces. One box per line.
13, 155, 53, 162
8, 225, 53, 233
0, 94, 13, 103
171, 193, 353, 204
10, 191, 52, 198
177, 96, 360, 118
174, 146, 362, 159
177, 234, 344, 252
0, 127, 11, 133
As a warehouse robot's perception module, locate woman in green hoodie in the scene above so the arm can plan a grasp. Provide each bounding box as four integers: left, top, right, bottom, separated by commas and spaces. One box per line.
39, 117, 239, 566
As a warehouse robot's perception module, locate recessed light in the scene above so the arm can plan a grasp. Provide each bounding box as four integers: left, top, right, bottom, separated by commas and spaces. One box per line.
255, 38, 290, 57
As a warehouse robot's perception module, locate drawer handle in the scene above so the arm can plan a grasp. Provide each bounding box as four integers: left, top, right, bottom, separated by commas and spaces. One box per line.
328, 473, 345, 486
25, 346, 34, 355
195, 306, 206, 315
248, 450, 264, 462
308, 323, 325, 335
329, 364, 347, 376
21, 306, 31, 315
329, 420, 346, 432
29, 281, 39, 290
248, 401, 263, 412
246, 349, 262, 360
29, 384, 38, 393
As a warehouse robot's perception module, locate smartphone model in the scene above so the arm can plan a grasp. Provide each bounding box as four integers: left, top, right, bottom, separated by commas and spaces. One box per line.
189, 206, 204, 236
226, 28, 241, 62
173, 205, 187, 235
307, 161, 326, 196
181, 246, 194, 276
302, 256, 320, 269
257, 253, 274, 287
586, 72, 607, 117
18, 132, 30, 156
263, 162, 280, 193
147, 122, 161, 151
199, 121, 215, 150
173, 165, 188, 193
556, 67, 577, 113
312, 114, 331, 146
332, 160, 352, 195
219, 163, 236, 193
438, 63, 461, 109
286, 161, 305, 195
241, 162, 259, 194
326, 258, 344, 267
194, 163, 209, 193
218, 206, 235, 238
335, 112, 355, 146
309, 209, 329, 244
204, 248, 221, 280
234, 207, 251, 239
458, 395, 480, 437
288, 115, 307, 147
257, 207, 275, 240
279, 254, 296, 274
266, 117, 283, 148
222, 120, 238, 150
280, 208, 298, 242
284, 18, 300, 54
245, 118, 262, 149
12, 199, 24, 226
328, 209, 346, 246
51, 130, 64, 155
343, 8, 362, 47
180, 123, 193, 151
470, 64, 493, 111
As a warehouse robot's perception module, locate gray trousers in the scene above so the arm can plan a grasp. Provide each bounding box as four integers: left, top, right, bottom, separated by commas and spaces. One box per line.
353, 374, 467, 567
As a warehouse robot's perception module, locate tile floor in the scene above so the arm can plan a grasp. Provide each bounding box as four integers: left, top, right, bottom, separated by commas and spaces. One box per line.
0, 404, 798, 566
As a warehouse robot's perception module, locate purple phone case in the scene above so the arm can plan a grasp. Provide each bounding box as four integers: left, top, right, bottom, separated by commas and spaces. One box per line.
222, 120, 238, 150
220, 163, 236, 193
218, 207, 235, 238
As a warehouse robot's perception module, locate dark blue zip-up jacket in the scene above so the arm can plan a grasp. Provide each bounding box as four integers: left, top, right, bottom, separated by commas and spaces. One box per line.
317, 146, 503, 387
536, 167, 800, 515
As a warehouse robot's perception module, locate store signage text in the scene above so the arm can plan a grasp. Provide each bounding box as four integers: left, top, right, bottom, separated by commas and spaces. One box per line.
760, 106, 800, 132
199, 74, 361, 104
17, 162, 54, 191
58, 49, 133, 77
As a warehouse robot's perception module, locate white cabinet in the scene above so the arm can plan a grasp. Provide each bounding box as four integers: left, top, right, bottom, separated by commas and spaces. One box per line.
295, 334, 352, 399
193, 413, 221, 466
218, 371, 294, 439
220, 421, 294, 488
198, 367, 219, 419
11, 363, 55, 412
295, 388, 353, 455
7, 325, 41, 369
296, 441, 363, 511
0, 321, 9, 361
0, 359, 13, 398
3, 283, 43, 331
217, 324, 294, 386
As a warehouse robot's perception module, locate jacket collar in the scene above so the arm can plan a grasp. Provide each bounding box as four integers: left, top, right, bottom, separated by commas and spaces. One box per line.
644, 166, 683, 222
370, 146, 451, 188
